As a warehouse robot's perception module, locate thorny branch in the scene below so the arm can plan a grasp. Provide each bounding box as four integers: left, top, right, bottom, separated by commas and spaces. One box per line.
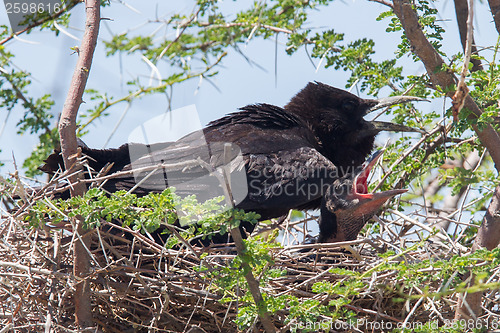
58, 0, 100, 328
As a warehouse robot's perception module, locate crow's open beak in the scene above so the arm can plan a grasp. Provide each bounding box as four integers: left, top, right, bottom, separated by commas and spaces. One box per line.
319, 150, 408, 243
366, 95, 429, 114
350, 149, 408, 200
362, 95, 428, 135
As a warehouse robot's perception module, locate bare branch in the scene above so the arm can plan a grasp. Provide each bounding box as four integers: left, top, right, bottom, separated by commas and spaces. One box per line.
195, 21, 295, 35
368, 0, 394, 8
58, 0, 101, 328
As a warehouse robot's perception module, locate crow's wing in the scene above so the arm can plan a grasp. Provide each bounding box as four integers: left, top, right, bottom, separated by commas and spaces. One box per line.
105, 104, 316, 195
240, 145, 340, 219
104, 123, 339, 220
80, 104, 341, 219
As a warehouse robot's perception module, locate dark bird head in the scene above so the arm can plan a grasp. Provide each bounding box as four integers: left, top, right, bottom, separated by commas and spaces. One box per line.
318, 150, 407, 243
284, 82, 425, 171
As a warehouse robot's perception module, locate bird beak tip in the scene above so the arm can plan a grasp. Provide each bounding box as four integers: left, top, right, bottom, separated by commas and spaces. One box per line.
374, 188, 408, 200
367, 95, 429, 114
370, 121, 425, 134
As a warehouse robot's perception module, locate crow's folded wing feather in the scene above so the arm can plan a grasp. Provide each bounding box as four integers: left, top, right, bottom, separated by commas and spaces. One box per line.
104, 125, 339, 220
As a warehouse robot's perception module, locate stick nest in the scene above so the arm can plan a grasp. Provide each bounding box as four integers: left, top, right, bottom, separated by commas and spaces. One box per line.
1, 183, 498, 333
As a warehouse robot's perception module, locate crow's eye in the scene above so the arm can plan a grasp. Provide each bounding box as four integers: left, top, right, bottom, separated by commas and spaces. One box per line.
342, 99, 358, 112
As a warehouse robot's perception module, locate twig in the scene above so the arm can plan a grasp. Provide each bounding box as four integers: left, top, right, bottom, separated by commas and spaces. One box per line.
389, 209, 467, 252
451, 0, 474, 122
373, 122, 444, 191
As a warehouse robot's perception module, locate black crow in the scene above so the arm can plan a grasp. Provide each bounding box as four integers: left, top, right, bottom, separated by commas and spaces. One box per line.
40, 82, 423, 241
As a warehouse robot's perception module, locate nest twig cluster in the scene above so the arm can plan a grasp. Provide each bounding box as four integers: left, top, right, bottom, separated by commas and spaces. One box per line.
0, 182, 498, 333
